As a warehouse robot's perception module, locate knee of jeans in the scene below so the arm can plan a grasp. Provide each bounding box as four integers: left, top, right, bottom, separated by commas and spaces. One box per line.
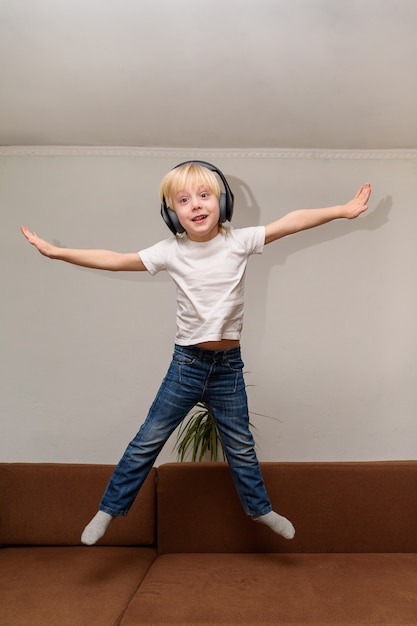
222, 436, 256, 458
126, 427, 166, 454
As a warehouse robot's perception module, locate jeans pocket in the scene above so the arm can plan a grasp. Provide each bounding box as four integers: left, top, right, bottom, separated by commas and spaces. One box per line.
220, 359, 245, 393
224, 356, 244, 373
171, 351, 197, 384
172, 352, 196, 366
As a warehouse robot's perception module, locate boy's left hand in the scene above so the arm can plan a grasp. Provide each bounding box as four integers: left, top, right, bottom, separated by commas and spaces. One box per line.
343, 183, 371, 219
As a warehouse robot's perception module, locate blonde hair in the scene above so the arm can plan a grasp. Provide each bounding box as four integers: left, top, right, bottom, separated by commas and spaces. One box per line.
159, 163, 222, 211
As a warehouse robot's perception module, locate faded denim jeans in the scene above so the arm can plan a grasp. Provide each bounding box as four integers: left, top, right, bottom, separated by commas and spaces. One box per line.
99, 344, 272, 517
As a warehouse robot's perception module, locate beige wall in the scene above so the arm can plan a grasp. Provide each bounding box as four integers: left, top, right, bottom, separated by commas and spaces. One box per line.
1, 148, 416, 464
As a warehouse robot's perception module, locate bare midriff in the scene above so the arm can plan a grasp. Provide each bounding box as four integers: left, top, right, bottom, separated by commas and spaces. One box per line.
195, 339, 240, 351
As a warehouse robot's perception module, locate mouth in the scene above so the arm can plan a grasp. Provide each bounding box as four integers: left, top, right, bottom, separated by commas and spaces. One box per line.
192, 215, 208, 222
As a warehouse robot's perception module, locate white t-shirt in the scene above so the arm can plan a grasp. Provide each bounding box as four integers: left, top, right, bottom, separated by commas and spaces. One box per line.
139, 225, 265, 346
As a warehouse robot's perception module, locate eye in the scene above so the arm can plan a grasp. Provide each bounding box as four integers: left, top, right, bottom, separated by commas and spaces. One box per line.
201, 192, 210, 199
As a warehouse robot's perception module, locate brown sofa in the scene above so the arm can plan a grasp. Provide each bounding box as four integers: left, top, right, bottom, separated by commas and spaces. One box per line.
1, 461, 416, 625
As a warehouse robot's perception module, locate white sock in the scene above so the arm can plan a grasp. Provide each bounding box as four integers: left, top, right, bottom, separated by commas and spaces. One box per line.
81, 511, 114, 545
252, 510, 295, 540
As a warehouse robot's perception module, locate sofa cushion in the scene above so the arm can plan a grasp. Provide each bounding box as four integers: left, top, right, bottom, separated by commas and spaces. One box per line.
156, 461, 417, 554
0, 464, 156, 546
0, 546, 156, 626
120, 552, 417, 625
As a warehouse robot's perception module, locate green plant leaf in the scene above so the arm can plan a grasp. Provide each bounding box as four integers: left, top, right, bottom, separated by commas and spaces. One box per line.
175, 402, 225, 462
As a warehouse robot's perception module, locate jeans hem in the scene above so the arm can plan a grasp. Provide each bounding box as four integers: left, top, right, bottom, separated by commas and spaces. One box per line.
248, 505, 273, 518
99, 504, 128, 517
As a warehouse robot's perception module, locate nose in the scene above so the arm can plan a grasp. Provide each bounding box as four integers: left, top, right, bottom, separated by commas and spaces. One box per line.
191, 195, 202, 210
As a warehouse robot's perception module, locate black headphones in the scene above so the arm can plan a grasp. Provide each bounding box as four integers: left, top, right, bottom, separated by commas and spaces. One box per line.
160, 160, 234, 235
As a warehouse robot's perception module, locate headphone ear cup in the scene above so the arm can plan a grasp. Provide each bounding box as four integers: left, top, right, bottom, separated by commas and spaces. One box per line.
219, 193, 227, 223
225, 193, 233, 222
160, 204, 185, 235
167, 207, 185, 234
219, 192, 234, 222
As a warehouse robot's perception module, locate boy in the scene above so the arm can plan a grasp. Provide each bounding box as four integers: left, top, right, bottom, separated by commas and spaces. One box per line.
21, 161, 371, 545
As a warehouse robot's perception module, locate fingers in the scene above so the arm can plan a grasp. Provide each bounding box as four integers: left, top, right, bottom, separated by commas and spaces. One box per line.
21, 226, 36, 236
345, 183, 371, 219
21, 226, 43, 249
354, 183, 370, 199
353, 184, 371, 212
361, 183, 371, 199
22, 226, 41, 239
361, 182, 371, 196
21, 226, 34, 241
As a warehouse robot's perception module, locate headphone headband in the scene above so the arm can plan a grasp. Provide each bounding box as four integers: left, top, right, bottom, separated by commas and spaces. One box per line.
160, 160, 234, 235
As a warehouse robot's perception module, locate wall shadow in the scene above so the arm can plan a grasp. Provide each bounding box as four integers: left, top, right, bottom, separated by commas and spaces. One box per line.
227, 174, 392, 350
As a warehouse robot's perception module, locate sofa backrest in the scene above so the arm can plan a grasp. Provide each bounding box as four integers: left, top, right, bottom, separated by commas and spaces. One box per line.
156, 461, 417, 554
2, 461, 416, 552
0, 463, 156, 546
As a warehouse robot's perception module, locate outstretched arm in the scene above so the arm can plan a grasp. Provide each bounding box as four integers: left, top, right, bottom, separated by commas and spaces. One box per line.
20, 226, 147, 271
264, 183, 371, 245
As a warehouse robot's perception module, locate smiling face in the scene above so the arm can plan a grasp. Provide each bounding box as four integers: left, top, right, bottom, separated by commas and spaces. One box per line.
160, 163, 222, 242
172, 183, 220, 242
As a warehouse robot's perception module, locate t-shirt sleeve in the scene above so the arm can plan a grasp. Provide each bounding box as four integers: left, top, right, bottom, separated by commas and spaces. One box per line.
251, 225, 266, 254
138, 238, 172, 275
233, 225, 265, 255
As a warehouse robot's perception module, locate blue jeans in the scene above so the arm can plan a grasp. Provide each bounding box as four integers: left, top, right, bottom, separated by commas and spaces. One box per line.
99, 344, 272, 517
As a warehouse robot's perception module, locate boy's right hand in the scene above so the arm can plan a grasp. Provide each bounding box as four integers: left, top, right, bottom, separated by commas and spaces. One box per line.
21, 226, 55, 258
